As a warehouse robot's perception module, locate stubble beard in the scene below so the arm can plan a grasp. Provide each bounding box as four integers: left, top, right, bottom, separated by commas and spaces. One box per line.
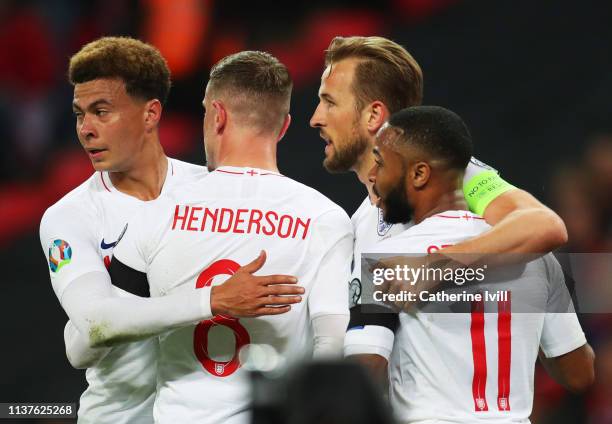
323, 124, 369, 174
381, 178, 414, 224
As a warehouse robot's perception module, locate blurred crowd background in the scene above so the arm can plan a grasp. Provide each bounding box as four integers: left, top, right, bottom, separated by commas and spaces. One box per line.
1, 0, 610, 422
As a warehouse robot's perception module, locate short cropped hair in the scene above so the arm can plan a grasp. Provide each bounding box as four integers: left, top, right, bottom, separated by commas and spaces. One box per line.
207, 51, 292, 132
325, 36, 423, 113
388, 106, 473, 170
69, 36, 171, 104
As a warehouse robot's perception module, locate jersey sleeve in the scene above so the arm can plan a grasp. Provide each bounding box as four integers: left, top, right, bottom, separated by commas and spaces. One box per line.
64, 320, 110, 369
40, 203, 105, 301
462, 157, 516, 216
307, 208, 353, 319
344, 236, 399, 359
540, 254, 587, 358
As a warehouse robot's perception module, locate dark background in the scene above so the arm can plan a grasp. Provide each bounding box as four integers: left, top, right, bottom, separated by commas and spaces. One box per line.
1, 0, 611, 422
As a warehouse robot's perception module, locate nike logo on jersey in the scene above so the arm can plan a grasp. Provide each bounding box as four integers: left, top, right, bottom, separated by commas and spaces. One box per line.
100, 223, 128, 250
100, 239, 117, 249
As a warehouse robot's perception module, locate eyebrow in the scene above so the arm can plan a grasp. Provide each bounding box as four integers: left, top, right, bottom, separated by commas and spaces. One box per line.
320, 92, 335, 103
72, 99, 112, 111
372, 147, 382, 158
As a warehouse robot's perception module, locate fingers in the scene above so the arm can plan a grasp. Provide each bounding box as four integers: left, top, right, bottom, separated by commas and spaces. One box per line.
240, 250, 267, 274
255, 274, 298, 285
259, 295, 302, 306
263, 284, 305, 296
254, 306, 292, 316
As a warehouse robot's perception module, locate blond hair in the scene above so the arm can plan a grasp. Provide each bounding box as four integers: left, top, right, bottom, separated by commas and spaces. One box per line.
325, 36, 423, 112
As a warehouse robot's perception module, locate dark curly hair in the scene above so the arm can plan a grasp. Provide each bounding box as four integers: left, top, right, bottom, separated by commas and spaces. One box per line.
68, 36, 171, 104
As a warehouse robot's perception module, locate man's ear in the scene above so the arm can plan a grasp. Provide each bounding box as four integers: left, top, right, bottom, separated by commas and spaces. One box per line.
212, 100, 227, 134
144, 99, 162, 132
365, 101, 390, 135
412, 161, 431, 189
277, 114, 291, 142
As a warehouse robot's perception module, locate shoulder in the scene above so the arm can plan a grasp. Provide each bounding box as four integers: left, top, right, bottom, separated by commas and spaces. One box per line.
371, 211, 490, 253
464, 157, 497, 180
41, 174, 100, 228
415, 211, 490, 236
284, 176, 350, 218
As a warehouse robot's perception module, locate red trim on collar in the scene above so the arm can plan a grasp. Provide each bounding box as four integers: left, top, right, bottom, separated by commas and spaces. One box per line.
216, 169, 244, 175
99, 172, 111, 192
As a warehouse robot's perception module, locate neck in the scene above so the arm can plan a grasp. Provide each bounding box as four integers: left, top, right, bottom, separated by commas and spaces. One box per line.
353, 137, 376, 200
109, 134, 168, 201
412, 173, 466, 224
216, 129, 279, 172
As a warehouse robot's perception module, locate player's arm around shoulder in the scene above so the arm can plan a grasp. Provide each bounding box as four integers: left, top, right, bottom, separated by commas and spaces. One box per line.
48, 199, 186, 348
482, 188, 567, 251
112, 198, 305, 322
443, 158, 568, 261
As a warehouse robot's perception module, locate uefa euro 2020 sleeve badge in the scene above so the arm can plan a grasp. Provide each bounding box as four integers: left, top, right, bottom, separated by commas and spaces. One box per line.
48, 239, 72, 273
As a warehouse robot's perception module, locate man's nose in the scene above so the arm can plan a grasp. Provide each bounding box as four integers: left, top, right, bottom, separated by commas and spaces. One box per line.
79, 114, 96, 140
309, 103, 325, 128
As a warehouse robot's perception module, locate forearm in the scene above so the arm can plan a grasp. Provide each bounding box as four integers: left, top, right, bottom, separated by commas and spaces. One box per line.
64, 321, 110, 369
347, 354, 389, 390
62, 271, 212, 347
312, 314, 349, 359
444, 190, 568, 265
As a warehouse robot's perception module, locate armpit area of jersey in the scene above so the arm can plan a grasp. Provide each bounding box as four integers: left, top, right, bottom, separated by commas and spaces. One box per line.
108, 258, 150, 297
348, 304, 399, 332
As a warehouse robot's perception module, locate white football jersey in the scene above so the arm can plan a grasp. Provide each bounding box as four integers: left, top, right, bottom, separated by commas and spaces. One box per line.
367, 211, 586, 424
349, 158, 494, 306
39, 158, 206, 424
113, 166, 352, 424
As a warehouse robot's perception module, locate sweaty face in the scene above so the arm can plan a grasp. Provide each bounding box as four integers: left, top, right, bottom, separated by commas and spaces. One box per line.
369, 129, 414, 224
73, 78, 148, 172
310, 59, 369, 173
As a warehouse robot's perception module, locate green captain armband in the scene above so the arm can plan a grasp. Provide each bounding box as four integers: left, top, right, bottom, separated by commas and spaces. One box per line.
463, 170, 516, 216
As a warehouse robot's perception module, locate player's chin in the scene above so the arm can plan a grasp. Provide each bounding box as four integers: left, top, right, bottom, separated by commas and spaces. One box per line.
89, 158, 113, 172
323, 153, 351, 174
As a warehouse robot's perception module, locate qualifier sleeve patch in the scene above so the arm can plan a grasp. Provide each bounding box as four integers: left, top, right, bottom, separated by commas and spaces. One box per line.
48, 239, 72, 273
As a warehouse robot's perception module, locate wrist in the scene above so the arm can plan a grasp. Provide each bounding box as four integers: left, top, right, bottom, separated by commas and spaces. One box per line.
210, 285, 224, 316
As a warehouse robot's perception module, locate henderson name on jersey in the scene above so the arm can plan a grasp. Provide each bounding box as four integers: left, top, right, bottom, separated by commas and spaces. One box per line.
111, 166, 353, 424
